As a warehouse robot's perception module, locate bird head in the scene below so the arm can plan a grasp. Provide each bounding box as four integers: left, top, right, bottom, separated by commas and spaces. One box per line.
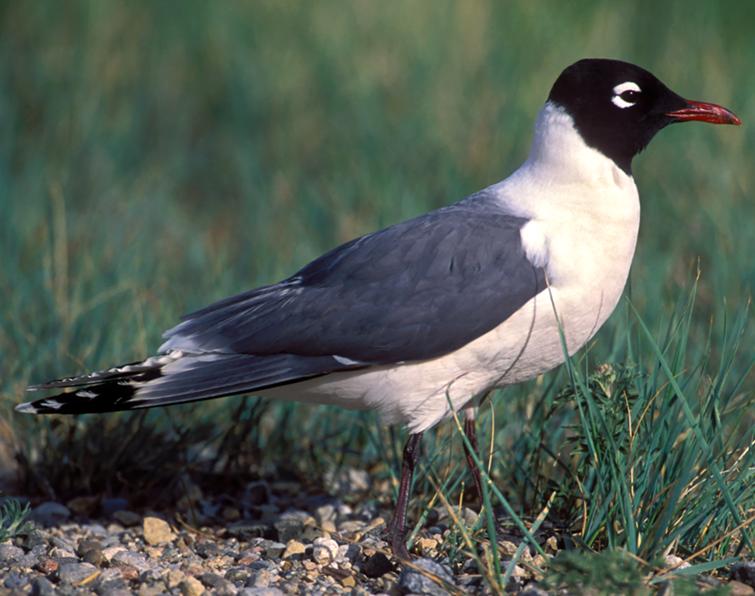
547, 58, 741, 174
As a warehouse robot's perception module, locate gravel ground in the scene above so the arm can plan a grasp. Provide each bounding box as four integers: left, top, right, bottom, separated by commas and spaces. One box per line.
1, 471, 752, 595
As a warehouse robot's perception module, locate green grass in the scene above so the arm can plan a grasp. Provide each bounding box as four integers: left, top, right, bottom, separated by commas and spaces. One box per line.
0, 1, 753, 591
0, 498, 31, 543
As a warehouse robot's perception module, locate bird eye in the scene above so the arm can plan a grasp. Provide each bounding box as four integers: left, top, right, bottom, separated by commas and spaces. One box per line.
612, 81, 642, 109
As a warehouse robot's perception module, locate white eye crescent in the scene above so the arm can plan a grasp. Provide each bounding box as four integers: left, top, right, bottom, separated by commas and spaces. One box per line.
612, 81, 641, 108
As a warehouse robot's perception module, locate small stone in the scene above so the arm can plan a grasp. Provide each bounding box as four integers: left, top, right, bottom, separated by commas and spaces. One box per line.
36, 557, 59, 574
499, 539, 519, 556
238, 589, 285, 596
341, 575, 356, 588
226, 567, 251, 583
417, 537, 439, 553
139, 584, 168, 596
113, 510, 141, 526
31, 501, 71, 525
731, 562, 755, 589
3, 571, 28, 590
0, 544, 24, 563
664, 554, 691, 570
545, 536, 559, 553
180, 576, 206, 596
201, 572, 237, 594
166, 569, 187, 588
282, 539, 306, 559
48, 546, 77, 559
66, 495, 99, 516
102, 545, 126, 561
30, 576, 56, 596
58, 561, 98, 585
398, 557, 455, 595
520, 582, 550, 596
260, 540, 285, 559
83, 548, 105, 567
196, 540, 221, 558
223, 506, 241, 521
727, 581, 755, 596
459, 506, 478, 526
143, 516, 176, 545
312, 536, 339, 565
321, 520, 337, 534
117, 564, 140, 581
112, 550, 150, 572
247, 569, 274, 588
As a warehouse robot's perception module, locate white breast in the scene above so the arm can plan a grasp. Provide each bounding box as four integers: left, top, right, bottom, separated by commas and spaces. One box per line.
265, 103, 641, 433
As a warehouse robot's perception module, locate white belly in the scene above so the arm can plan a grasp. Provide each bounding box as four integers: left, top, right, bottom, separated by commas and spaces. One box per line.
265, 199, 639, 433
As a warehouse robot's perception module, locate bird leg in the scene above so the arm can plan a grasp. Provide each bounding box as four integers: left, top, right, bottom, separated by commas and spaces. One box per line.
463, 407, 484, 507
388, 432, 423, 560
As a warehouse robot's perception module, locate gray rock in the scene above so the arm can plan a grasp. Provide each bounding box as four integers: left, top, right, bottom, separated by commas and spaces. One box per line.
31, 576, 56, 596
0, 543, 24, 563
96, 579, 132, 596
311, 536, 339, 565
112, 549, 150, 572
520, 582, 550, 596
246, 569, 275, 588
51, 535, 76, 552
31, 501, 71, 525
196, 540, 221, 558
22, 530, 48, 550
398, 557, 455, 595
257, 539, 285, 559
112, 509, 142, 526
226, 566, 252, 583
58, 561, 98, 584
238, 589, 285, 596
201, 572, 238, 594
3, 571, 29, 590
731, 561, 755, 588
274, 515, 303, 543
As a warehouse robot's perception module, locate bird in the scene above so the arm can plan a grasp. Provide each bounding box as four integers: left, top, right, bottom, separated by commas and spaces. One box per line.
17, 58, 740, 560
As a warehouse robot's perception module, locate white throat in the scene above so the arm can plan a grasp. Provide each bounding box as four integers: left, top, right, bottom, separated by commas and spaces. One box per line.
525, 101, 633, 188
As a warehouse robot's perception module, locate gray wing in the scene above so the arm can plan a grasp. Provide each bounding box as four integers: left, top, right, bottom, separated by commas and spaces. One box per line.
162, 193, 547, 364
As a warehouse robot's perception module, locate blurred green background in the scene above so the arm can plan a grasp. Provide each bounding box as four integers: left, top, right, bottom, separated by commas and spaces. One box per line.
0, 1, 752, 495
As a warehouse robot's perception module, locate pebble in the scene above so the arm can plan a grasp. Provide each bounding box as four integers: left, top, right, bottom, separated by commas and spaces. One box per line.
143, 516, 175, 545
398, 557, 456, 595
180, 576, 206, 596
282, 539, 307, 559
731, 562, 755, 589
0, 543, 24, 563
664, 553, 691, 570
58, 561, 98, 585
311, 536, 339, 565
113, 510, 142, 526
520, 582, 550, 596
112, 549, 151, 572
31, 501, 71, 525
30, 576, 56, 596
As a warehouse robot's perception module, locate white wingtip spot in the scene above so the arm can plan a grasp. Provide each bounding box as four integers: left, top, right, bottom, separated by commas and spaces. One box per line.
15, 402, 39, 414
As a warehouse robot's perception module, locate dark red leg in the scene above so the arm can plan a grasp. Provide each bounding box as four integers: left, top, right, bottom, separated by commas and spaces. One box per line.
388, 432, 423, 560
463, 409, 484, 507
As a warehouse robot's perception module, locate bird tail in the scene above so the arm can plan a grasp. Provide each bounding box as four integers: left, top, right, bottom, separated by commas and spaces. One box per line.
17, 351, 358, 415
